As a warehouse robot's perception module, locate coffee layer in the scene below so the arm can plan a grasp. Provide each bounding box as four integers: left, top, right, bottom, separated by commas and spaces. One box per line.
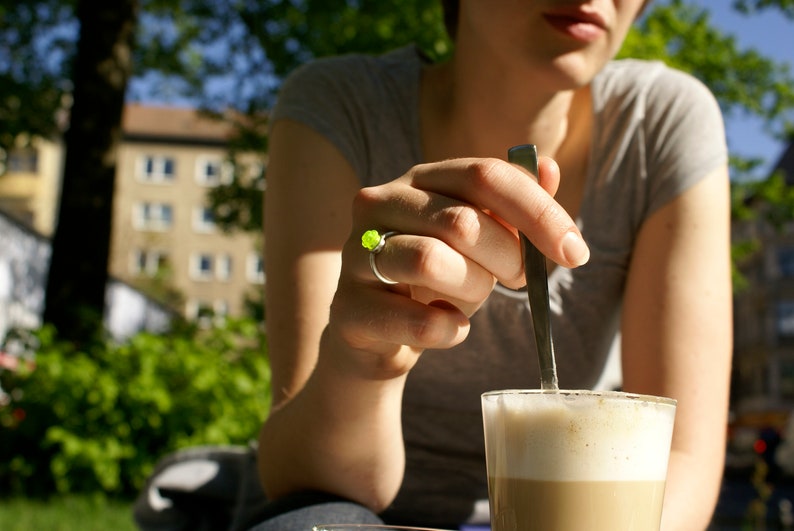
488, 476, 666, 531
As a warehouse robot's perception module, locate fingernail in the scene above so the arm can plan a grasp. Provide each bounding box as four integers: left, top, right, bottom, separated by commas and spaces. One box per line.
562, 232, 590, 267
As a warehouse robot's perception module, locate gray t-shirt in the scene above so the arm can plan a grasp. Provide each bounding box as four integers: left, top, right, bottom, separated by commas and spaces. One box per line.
271, 45, 728, 527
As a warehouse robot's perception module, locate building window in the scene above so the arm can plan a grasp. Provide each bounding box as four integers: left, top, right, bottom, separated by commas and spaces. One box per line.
780, 248, 794, 278
189, 253, 234, 282
781, 360, 794, 400
131, 249, 168, 277
214, 299, 229, 317
186, 299, 213, 323
193, 206, 217, 233
7, 147, 39, 173
190, 253, 214, 281
186, 299, 227, 326
777, 301, 794, 338
139, 155, 176, 183
247, 253, 265, 284
133, 202, 173, 231
216, 254, 232, 281
196, 156, 232, 187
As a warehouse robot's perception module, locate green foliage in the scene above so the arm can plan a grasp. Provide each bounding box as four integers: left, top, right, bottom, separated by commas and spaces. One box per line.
620, 0, 794, 163
733, 0, 794, 18
0, 319, 270, 497
207, 166, 265, 234
127, 0, 451, 114
0, 0, 77, 152
237, 0, 451, 74
733, 170, 794, 229
730, 170, 794, 292
731, 238, 761, 293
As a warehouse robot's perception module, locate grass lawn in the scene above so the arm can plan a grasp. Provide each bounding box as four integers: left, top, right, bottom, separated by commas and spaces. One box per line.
0, 495, 137, 531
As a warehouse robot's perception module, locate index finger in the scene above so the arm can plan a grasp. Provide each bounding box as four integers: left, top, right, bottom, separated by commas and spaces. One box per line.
404, 157, 590, 268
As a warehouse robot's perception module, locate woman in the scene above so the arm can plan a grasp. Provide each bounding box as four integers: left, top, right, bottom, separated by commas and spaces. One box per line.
254, 1, 732, 529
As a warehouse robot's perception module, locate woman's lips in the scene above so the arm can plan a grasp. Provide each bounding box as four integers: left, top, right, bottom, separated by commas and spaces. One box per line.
542, 10, 607, 43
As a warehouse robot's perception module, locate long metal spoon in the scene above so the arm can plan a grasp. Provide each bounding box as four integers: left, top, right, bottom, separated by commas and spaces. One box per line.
508, 144, 559, 391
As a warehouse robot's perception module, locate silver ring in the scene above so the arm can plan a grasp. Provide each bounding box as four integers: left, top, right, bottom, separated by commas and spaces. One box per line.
364, 230, 399, 285
369, 252, 398, 285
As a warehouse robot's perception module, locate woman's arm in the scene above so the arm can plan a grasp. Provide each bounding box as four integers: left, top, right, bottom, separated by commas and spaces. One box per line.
621, 165, 732, 531
258, 120, 410, 510
257, 119, 589, 512
262, 120, 358, 409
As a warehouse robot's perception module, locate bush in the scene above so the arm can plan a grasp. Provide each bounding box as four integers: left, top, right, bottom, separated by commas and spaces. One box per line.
0, 318, 270, 497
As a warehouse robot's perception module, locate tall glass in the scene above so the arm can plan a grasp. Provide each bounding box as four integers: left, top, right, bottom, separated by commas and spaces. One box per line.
482, 389, 676, 531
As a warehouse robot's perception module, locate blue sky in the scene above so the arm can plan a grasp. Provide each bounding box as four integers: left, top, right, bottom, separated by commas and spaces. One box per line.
689, 1, 793, 176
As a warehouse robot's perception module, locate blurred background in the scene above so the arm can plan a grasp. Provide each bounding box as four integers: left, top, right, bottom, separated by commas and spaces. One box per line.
0, 0, 792, 529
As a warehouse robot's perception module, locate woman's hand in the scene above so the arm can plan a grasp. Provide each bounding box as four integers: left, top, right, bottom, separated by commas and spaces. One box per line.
325, 156, 589, 381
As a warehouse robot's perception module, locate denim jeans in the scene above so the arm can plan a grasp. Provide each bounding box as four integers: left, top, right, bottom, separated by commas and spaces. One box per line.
247, 491, 383, 531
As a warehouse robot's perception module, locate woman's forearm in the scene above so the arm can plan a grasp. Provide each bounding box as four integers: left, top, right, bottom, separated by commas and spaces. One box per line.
258, 331, 409, 512
661, 448, 725, 531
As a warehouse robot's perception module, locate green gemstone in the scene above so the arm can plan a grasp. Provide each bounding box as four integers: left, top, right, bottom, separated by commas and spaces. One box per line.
361, 230, 381, 250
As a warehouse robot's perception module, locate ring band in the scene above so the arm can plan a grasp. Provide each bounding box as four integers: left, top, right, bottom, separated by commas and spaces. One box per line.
361, 230, 399, 285
370, 253, 398, 284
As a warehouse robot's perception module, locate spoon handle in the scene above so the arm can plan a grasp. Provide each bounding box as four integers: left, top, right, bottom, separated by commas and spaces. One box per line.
508, 144, 559, 391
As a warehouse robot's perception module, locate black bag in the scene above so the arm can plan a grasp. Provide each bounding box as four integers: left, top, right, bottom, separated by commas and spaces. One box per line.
133, 444, 268, 531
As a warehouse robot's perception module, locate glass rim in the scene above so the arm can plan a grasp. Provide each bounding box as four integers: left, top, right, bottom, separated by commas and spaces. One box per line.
481, 388, 677, 407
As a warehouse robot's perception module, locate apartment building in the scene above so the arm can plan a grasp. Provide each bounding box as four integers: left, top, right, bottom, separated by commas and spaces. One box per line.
109, 104, 265, 320
0, 135, 63, 236
733, 141, 794, 414
0, 104, 265, 322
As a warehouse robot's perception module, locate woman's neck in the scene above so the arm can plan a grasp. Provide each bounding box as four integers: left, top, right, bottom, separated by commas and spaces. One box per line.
420, 54, 590, 163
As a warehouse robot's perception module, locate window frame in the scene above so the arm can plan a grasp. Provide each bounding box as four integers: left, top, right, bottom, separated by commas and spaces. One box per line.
133, 202, 174, 231
138, 154, 177, 183
195, 156, 233, 187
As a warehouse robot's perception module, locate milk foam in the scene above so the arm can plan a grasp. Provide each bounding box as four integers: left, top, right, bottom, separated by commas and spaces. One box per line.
482, 390, 676, 482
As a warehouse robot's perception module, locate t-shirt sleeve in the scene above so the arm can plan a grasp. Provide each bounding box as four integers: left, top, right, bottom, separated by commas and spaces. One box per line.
643, 67, 728, 215
269, 56, 369, 180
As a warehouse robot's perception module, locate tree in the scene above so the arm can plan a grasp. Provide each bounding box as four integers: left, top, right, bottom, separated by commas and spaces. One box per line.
733, 0, 794, 18
620, 0, 794, 181
1, 0, 449, 343
39, 0, 138, 343
0, 0, 75, 154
